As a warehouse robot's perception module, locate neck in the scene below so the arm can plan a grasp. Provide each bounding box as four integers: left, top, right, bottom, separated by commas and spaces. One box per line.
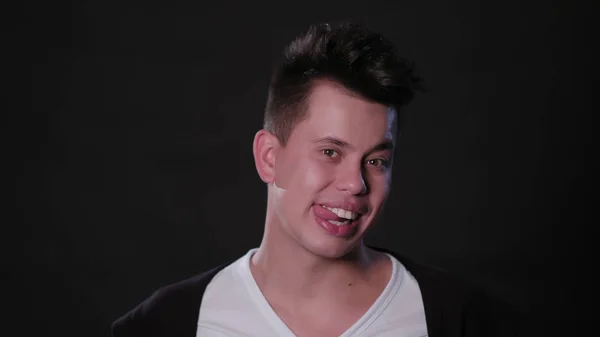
250, 222, 385, 301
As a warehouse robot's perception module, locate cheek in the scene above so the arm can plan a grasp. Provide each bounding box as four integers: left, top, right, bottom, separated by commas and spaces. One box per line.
278, 159, 332, 211
367, 172, 392, 197
302, 162, 334, 190
285, 155, 332, 189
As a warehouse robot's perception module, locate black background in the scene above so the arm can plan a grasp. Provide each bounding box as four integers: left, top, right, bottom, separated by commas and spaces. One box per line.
12, 0, 596, 336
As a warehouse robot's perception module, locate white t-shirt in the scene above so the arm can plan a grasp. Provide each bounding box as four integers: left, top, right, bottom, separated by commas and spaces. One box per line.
196, 249, 428, 337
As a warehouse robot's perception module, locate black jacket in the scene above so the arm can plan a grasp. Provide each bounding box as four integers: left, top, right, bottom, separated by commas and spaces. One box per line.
111, 247, 522, 337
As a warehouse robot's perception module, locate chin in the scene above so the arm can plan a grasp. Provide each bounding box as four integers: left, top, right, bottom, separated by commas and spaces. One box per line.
300, 235, 364, 260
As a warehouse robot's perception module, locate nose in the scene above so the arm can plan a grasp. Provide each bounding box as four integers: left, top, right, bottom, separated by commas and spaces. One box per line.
337, 164, 368, 195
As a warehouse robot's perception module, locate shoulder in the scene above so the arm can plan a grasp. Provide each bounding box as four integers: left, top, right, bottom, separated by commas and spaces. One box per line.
375, 246, 524, 336
374, 245, 473, 300
110, 262, 230, 337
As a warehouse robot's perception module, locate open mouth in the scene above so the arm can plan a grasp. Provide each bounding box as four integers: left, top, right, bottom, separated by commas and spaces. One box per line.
319, 204, 361, 226
312, 203, 363, 237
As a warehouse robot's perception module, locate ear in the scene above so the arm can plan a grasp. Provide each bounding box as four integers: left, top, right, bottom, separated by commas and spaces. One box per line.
253, 129, 279, 184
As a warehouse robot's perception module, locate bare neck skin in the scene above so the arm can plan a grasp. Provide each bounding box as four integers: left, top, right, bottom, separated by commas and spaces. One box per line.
249, 201, 391, 307
251, 241, 387, 300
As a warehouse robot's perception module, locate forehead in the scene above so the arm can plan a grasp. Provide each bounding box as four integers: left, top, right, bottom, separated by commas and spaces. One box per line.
291, 81, 396, 148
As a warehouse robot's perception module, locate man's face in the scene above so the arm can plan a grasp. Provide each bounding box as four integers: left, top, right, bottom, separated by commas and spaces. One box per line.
269, 80, 397, 258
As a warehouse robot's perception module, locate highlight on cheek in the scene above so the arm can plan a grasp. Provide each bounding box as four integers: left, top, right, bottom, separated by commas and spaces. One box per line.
273, 181, 288, 192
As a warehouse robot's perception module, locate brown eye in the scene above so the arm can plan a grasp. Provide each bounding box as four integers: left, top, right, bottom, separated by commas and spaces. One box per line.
322, 149, 339, 157
367, 158, 388, 168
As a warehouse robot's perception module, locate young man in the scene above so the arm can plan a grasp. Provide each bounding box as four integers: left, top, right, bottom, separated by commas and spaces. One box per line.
112, 22, 521, 337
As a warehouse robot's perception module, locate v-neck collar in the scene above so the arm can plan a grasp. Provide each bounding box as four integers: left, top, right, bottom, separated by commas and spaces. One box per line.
236, 248, 404, 337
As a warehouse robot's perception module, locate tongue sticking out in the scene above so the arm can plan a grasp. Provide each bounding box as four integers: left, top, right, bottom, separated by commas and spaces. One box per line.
313, 204, 345, 221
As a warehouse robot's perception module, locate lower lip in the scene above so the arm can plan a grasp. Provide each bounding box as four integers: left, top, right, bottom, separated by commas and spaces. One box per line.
312, 208, 359, 237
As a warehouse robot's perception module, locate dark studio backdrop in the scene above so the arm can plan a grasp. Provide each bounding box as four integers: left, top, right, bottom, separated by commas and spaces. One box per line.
13, 0, 595, 336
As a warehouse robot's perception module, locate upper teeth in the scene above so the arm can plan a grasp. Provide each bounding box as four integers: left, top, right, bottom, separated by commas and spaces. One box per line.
322, 205, 358, 220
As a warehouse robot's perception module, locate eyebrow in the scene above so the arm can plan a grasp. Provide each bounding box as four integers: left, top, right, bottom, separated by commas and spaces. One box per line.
312, 136, 353, 149
312, 136, 394, 153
